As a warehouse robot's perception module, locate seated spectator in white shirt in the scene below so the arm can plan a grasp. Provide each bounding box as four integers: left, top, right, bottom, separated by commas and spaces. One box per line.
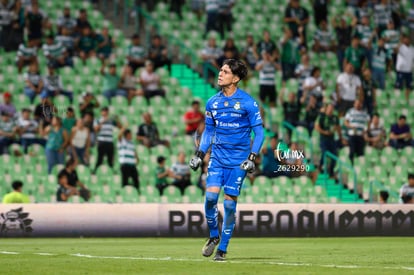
136, 60, 165, 102
44, 66, 73, 103
17, 108, 46, 154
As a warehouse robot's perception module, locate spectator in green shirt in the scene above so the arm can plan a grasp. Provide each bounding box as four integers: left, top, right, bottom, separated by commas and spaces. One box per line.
62, 107, 76, 135
155, 156, 172, 196
344, 36, 365, 76
101, 63, 128, 103
78, 26, 97, 64
2, 181, 30, 204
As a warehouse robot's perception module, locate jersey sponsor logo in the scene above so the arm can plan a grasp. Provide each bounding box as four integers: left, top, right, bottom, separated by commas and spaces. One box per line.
212, 101, 218, 109
230, 113, 242, 117
219, 122, 240, 127
255, 111, 262, 120
234, 102, 240, 110
224, 101, 229, 107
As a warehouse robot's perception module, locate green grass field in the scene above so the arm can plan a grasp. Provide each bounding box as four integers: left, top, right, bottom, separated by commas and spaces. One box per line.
1, 237, 413, 275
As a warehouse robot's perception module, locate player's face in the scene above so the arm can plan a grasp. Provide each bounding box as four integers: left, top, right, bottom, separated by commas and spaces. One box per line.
217, 64, 239, 88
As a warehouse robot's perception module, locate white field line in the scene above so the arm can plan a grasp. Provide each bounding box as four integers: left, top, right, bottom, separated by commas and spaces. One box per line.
2, 251, 414, 271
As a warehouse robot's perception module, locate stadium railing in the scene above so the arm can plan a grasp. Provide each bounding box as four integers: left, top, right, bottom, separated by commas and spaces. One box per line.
368, 180, 399, 203
323, 151, 359, 202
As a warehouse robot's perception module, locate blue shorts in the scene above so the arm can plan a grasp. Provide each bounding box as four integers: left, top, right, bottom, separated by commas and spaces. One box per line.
396, 71, 413, 90
206, 160, 247, 197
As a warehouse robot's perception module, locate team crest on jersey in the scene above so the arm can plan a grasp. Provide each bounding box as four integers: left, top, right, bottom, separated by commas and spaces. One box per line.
224, 101, 229, 107
234, 102, 240, 110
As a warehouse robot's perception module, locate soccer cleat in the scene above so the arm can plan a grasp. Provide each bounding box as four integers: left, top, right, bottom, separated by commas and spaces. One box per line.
202, 237, 220, 257
213, 249, 226, 261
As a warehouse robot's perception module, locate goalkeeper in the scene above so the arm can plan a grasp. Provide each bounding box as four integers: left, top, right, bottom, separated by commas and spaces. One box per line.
189, 59, 264, 261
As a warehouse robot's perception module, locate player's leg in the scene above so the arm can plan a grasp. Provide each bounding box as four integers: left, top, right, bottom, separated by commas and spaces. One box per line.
202, 162, 223, 257
214, 167, 246, 261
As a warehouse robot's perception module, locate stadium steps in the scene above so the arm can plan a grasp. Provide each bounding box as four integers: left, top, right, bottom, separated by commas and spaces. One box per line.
170, 64, 217, 103
316, 174, 364, 203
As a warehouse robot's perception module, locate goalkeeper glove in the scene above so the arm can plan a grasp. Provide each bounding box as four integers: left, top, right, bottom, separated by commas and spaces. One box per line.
240, 153, 257, 172
189, 150, 205, 171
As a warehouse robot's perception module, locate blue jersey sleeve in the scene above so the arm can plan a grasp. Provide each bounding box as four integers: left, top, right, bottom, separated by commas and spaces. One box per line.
246, 99, 264, 154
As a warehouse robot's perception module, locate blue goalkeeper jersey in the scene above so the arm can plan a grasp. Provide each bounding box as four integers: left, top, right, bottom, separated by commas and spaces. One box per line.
203, 88, 264, 167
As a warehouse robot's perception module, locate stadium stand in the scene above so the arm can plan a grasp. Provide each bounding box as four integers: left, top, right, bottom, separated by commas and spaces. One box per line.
0, 0, 413, 205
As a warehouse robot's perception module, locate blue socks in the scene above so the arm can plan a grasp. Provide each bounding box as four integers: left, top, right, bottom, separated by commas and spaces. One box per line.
218, 199, 237, 253
204, 192, 219, 238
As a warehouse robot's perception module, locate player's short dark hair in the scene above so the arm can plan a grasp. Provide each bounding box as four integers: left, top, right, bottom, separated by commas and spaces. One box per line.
12, 180, 23, 191
408, 173, 414, 180
223, 59, 248, 81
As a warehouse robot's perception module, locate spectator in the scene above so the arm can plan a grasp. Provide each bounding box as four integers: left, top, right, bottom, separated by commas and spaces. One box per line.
332, 14, 357, 71
379, 190, 389, 203
312, 19, 336, 53
371, 37, 390, 90
354, 0, 370, 23
93, 106, 122, 173
284, 0, 310, 42
366, 113, 386, 149
42, 34, 73, 69
41, 116, 69, 174
382, 20, 400, 66
360, 67, 376, 116
126, 34, 147, 74
23, 62, 46, 104
57, 6, 77, 35
118, 127, 140, 193
100, 63, 127, 103
2, 180, 30, 204
344, 36, 365, 76
389, 115, 414, 149
183, 100, 204, 135
355, 15, 376, 68
373, 0, 392, 36
136, 112, 170, 149
155, 155, 171, 196
256, 29, 278, 60
171, 151, 191, 195
120, 65, 140, 104
261, 136, 285, 178
240, 33, 259, 70
391, 0, 405, 30
200, 36, 223, 81
204, 0, 219, 38
17, 108, 45, 154
77, 26, 96, 64
15, 38, 38, 73
0, 92, 17, 118
70, 118, 90, 165
96, 27, 115, 64
295, 53, 313, 105
75, 8, 92, 36
217, 0, 234, 39
344, 99, 370, 163
43, 66, 73, 103
222, 37, 239, 59
301, 66, 325, 109
312, 0, 328, 26
256, 50, 280, 107
137, 60, 166, 101
304, 95, 320, 136
315, 103, 341, 176
395, 35, 414, 101
0, 111, 18, 155
55, 27, 75, 57
79, 92, 100, 118
62, 107, 76, 135
25, 1, 47, 46
336, 63, 362, 116
57, 158, 90, 202
400, 173, 414, 204
279, 88, 301, 141
33, 91, 56, 128
148, 34, 171, 72
2, 0, 25, 52
280, 27, 302, 83
82, 112, 96, 147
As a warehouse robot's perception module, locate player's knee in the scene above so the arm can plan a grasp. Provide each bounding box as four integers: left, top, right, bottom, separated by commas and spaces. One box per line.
205, 191, 219, 207
223, 199, 237, 214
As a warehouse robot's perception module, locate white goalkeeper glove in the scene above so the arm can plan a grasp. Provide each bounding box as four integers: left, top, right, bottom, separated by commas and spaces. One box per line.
240, 153, 257, 172
189, 150, 205, 171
